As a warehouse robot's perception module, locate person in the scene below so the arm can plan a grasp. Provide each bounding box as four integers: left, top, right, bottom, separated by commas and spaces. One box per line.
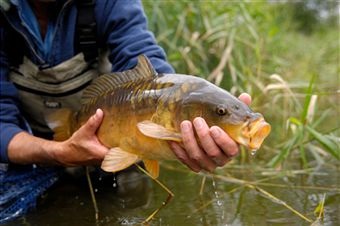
0, 0, 251, 174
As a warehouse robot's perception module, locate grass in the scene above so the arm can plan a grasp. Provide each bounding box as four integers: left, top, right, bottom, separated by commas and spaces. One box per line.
143, 1, 339, 168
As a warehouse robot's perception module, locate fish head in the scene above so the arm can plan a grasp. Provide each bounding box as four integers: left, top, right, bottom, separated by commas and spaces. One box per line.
181, 82, 271, 150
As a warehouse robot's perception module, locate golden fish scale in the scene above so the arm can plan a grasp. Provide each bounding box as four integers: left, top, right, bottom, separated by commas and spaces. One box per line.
75, 75, 190, 160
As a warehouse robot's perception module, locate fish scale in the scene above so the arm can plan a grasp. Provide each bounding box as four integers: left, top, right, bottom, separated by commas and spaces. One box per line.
46, 55, 271, 179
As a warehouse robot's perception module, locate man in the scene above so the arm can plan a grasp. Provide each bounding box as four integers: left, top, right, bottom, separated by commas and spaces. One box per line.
0, 0, 250, 174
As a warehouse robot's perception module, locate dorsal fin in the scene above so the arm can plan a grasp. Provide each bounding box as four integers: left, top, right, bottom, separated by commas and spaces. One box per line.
82, 55, 157, 104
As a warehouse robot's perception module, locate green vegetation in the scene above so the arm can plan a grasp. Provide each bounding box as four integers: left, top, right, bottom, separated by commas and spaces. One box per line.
143, 0, 339, 168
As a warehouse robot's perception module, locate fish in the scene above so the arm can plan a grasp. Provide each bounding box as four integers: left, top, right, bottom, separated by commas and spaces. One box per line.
47, 55, 271, 178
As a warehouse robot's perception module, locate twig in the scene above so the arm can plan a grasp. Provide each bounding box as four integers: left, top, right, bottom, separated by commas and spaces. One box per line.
135, 164, 174, 224
85, 166, 99, 221
199, 175, 206, 195
214, 174, 340, 192
248, 184, 313, 223
208, 29, 235, 85
211, 174, 328, 223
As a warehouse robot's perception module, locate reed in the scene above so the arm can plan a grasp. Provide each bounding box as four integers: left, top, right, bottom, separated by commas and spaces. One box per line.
143, 1, 339, 167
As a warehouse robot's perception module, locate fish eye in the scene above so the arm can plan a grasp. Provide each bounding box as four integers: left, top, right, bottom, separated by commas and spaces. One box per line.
216, 106, 228, 116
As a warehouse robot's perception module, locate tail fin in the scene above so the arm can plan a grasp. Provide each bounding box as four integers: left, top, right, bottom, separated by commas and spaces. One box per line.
45, 109, 75, 141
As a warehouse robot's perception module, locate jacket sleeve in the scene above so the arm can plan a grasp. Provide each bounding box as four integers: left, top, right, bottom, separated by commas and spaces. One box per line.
0, 22, 29, 163
95, 0, 174, 73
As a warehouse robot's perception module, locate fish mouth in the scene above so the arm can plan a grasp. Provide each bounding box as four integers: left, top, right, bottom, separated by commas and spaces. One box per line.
224, 118, 271, 150
247, 118, 271, 149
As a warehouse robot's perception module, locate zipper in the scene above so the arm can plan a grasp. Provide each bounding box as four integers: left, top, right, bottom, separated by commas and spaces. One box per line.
51, 0, 73, 42
49, 0, 73, 63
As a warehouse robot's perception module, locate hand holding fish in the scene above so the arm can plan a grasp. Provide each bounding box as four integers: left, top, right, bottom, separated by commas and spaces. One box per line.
169, 93, 251, 172
47, 55, 270, 178
7, 109, 108, 166
56, 109, 109, 166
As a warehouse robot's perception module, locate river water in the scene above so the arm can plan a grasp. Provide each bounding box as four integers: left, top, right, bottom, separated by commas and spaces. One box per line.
4, 160, 339, 226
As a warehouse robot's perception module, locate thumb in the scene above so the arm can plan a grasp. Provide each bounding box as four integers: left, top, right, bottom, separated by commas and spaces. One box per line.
83, 108, 104, 134
238, 93, 252, 106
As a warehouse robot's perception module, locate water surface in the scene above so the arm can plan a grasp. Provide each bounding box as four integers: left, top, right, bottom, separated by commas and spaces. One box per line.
5, 161, 339, 226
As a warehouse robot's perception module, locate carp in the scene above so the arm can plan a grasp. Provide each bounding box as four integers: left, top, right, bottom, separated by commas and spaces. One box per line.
47, 55, 271, 178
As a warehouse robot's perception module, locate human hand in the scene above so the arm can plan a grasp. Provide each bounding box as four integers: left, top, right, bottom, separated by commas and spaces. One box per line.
169, 93, 252, 172
54, 109, 109, 166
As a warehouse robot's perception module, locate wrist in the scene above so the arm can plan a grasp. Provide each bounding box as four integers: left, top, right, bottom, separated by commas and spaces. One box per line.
43, 139, 65, 166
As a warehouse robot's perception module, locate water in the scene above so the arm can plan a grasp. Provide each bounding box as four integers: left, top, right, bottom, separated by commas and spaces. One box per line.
3, 161, 339, 226
112, 173, 118, 188
250, 149, 258, 156
211, 176, 225, 219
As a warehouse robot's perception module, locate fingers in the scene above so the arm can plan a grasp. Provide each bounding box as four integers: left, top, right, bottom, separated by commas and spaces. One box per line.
82, 109, 108, 157
169, 141, 201, 172
83, 108, 104, 134
170, 117, 240, 173
55, 107, 109, 167
210, 126, 239, 157
193, 118, 229, 167
238, 93, 251, 106
180, 120, 217, 172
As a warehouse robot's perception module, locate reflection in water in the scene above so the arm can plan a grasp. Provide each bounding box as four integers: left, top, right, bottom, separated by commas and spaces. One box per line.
90, 164, 153, 224
5, 165, 152, 226
92, 165, 151, 209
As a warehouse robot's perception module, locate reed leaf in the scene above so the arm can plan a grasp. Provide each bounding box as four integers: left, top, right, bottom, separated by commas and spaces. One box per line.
313, 194, 326, 220
267, 135, 299, 167
300, 74, 316, 124
305, 126, 340, 160
143, 1, 339, 165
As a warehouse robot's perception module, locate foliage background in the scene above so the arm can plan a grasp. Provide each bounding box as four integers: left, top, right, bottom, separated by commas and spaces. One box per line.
143, 0, 339, 168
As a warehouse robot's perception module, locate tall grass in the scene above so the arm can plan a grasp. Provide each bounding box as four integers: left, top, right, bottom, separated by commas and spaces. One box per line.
143, 1, 339, 168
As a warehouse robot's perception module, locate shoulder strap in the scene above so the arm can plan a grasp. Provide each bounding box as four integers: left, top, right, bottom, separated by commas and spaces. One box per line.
75, 0, 98, 62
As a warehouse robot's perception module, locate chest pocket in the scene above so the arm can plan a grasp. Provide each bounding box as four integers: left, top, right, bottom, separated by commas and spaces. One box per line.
9, 53, 99, 136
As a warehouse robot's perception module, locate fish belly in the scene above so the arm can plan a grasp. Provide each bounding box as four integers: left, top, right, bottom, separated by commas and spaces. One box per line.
96, 104, 177, 161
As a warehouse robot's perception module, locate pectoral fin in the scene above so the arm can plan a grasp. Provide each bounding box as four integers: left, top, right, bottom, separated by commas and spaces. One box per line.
143, 159, 160, 179
137, 120, 182, 142
101, 147, 139, 173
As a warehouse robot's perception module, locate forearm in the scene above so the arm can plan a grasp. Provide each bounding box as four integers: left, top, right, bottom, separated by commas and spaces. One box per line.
7, 131, 62, 165
7, 109, 109, 166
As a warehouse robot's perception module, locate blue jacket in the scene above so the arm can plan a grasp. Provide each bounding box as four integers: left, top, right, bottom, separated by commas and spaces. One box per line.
0, 0, 174, 163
